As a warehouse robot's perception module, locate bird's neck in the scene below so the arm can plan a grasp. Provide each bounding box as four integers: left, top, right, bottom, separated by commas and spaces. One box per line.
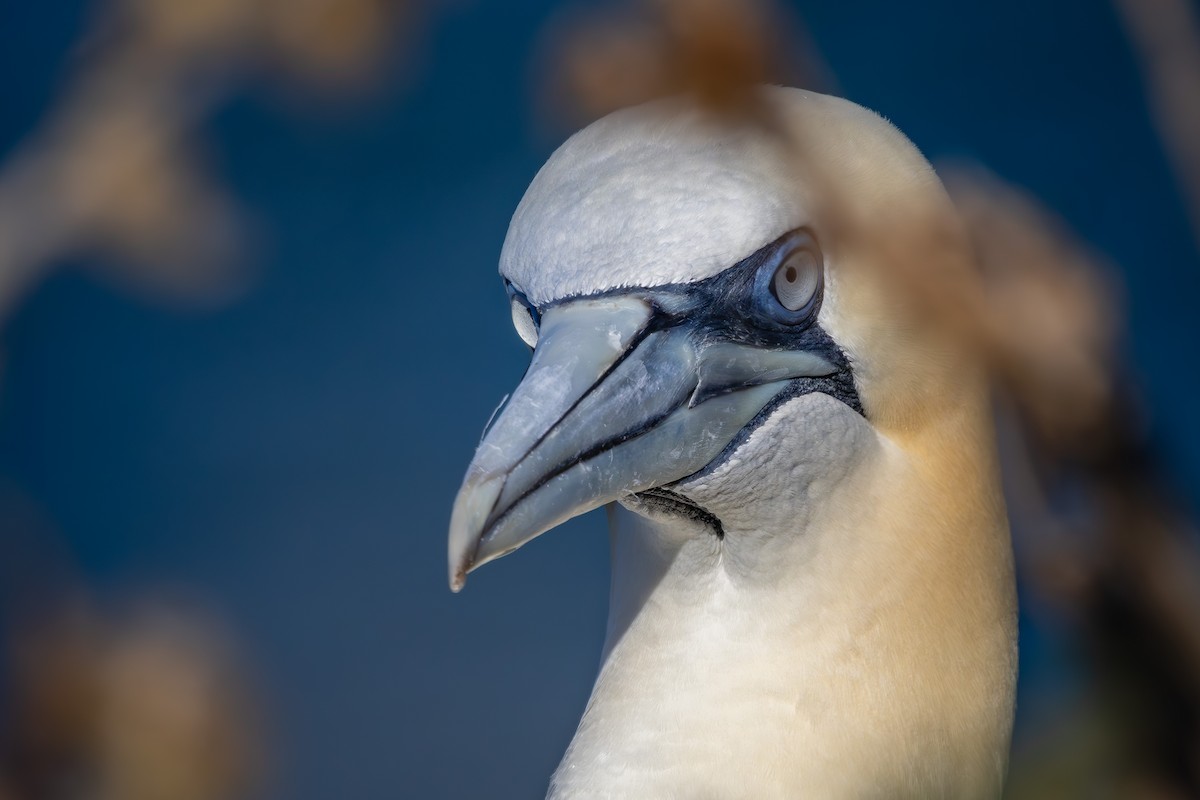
549, 407, 1016, 799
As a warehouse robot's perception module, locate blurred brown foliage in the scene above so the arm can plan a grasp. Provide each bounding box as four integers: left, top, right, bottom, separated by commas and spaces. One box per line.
542, 0, 830, 129
1115, 0, 1200, 255
0, 0, 418, 797
2, 602, 262, 800
0, 0, 415, 315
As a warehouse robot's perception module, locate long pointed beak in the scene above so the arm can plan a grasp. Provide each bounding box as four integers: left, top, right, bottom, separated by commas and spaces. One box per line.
447, 295, 835, 591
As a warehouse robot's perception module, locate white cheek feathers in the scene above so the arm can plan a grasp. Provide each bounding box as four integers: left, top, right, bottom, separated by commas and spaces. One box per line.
679, 393, 879, 544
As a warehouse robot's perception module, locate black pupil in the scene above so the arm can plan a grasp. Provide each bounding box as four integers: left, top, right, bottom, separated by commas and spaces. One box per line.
785, 265, 797, 283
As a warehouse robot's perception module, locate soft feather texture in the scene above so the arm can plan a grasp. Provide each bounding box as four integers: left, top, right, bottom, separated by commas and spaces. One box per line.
499, 87, 1017, 798
502, 92, 807, 304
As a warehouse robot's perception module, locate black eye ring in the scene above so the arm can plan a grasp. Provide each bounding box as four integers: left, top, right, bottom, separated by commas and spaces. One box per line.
751, 229, 823, 327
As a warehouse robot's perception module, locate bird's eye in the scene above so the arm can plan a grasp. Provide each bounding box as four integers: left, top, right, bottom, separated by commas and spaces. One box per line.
753, 230, 824, 325
507, 284, 540, 348
772, 250, 820, 312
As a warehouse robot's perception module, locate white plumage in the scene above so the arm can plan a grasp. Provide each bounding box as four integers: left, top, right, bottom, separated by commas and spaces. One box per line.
451, 87, 1017, 799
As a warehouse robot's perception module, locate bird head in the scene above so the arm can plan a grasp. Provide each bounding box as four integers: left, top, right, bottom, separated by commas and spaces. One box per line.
448, 87, 979, 591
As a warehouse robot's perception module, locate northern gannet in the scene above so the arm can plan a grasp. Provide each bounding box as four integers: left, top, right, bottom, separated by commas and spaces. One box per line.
449, 87, 1017, 799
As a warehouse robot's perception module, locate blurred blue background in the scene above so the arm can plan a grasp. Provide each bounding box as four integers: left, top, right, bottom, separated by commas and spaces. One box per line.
1, 0, 1197, 797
